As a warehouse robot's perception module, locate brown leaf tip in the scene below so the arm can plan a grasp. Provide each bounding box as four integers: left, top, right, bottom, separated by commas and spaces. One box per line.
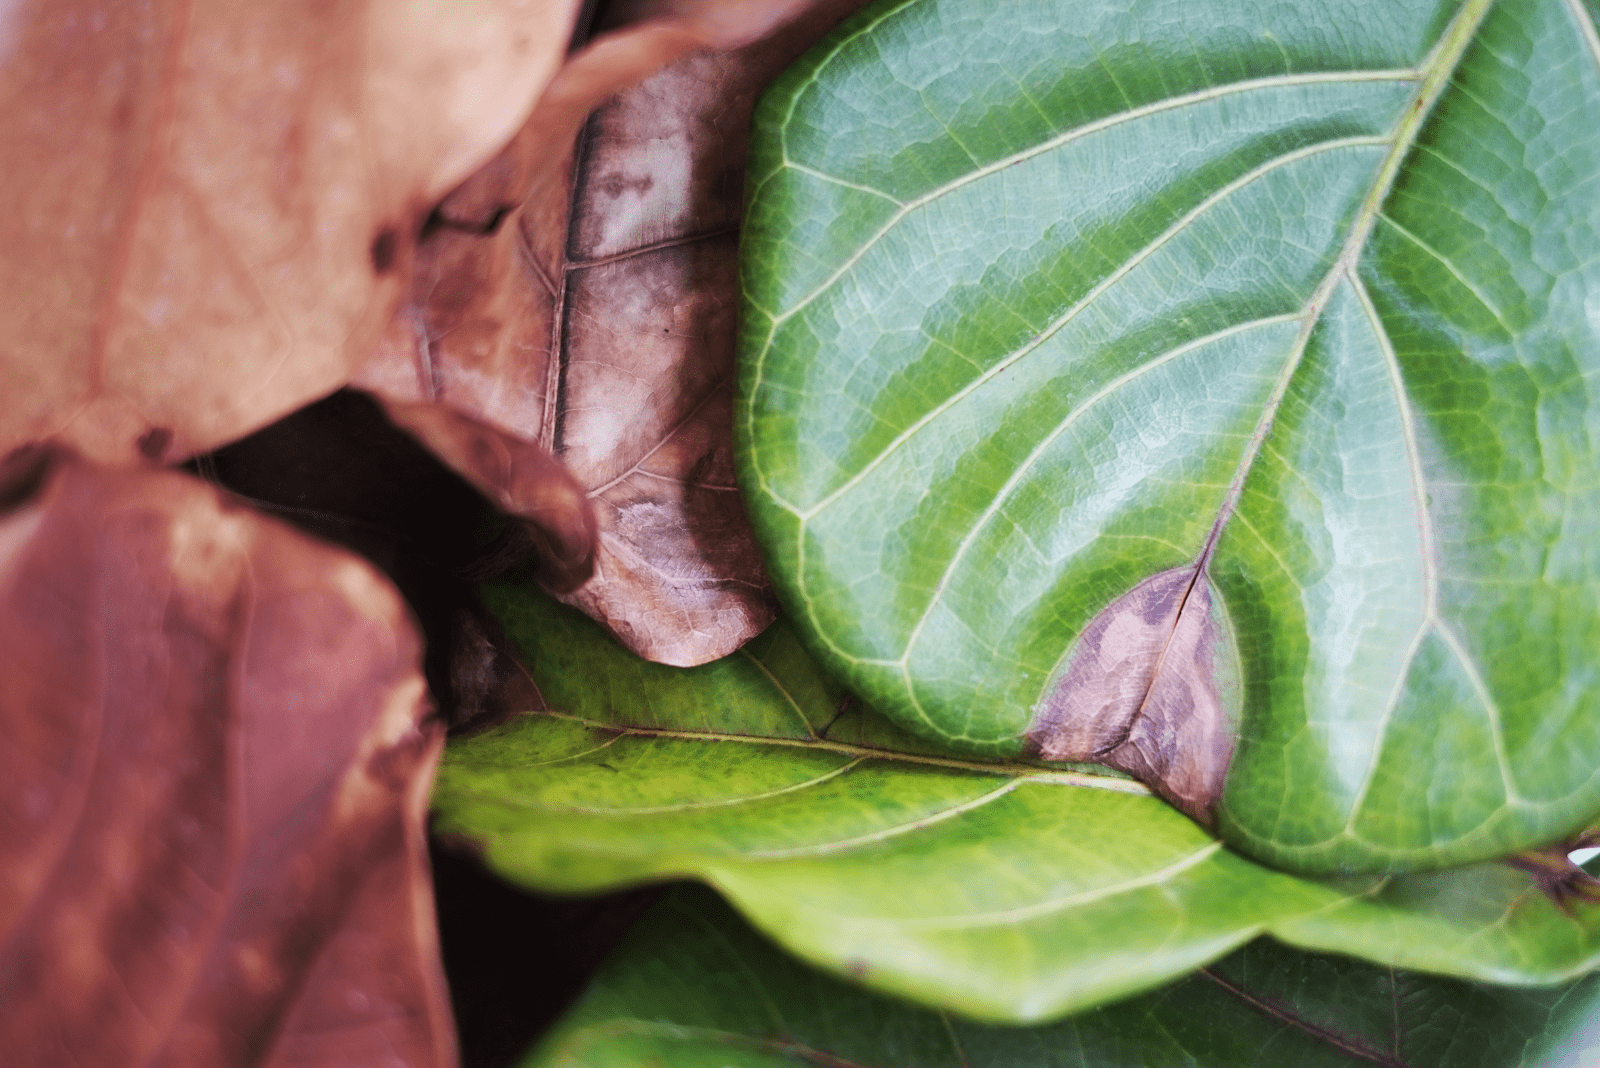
371, 228, 400, 275
1507, 839, 1600, 914
1027, 566, 1242, 825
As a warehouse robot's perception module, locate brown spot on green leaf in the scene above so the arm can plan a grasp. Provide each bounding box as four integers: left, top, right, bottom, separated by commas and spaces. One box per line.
1028, 566, 1241, 825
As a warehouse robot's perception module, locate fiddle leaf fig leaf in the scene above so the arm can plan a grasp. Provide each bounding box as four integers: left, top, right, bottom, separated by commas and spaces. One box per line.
528, 884, 1600, 1068
737, 0, 1600, 873
433, 586, 1600, 1022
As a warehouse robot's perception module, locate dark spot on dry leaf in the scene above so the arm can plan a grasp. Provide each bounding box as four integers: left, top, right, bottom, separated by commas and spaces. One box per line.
0, 444, 54, 513
137, 425, 173, 460
596, 170, 654, 200
371, 228, 399, 274
1028, 566, 1242, 825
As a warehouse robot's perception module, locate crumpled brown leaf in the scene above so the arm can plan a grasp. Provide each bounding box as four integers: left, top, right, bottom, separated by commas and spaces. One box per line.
0, 449, 453, 1068
0, 0, 583, 467
356, 0, 873, 667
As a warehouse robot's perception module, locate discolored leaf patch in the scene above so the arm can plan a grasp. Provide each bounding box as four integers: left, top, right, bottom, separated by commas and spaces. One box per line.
358, 0, 873, 666
0, 451, 451, 1067
1029, 566, 1241, 825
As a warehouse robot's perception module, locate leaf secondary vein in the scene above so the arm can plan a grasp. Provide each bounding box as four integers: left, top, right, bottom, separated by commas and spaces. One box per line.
793, 134, 1386, 527
885, 841, 1226, 928
471, 757, 869, 816
767, 69, 1416, 328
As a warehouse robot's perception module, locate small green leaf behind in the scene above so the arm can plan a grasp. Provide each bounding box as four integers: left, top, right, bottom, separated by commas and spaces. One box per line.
526, 883, 1600, 1068
431, 588, 1600, 1022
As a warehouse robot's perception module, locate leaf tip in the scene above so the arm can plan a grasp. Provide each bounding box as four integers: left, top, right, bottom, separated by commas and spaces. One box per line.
1027, 566, 1241, 825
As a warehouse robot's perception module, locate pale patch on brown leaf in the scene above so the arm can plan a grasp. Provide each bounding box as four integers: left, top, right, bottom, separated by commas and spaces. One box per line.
0, 451, 453, 1067
1029, 567, 1241, 825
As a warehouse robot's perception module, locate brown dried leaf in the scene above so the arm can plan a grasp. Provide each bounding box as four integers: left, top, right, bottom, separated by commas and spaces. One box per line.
356, 0, 873, 666
0, 0, 583, 466
0, 451, 453, 1067
1028, 567, 1241, 825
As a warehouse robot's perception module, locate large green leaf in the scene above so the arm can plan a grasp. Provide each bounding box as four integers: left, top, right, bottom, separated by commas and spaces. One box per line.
526, 884, 1600, 1068
737, 0, 1600, 872
432, 588, 1600, 1023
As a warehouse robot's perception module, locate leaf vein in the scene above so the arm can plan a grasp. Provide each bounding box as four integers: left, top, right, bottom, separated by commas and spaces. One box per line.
770, 70, 1415, 326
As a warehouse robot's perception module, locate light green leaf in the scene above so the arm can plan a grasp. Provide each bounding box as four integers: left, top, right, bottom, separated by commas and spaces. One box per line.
737, 0, 1600, 872
526, 884, 1600, 1068
432, 588, 1600, 1022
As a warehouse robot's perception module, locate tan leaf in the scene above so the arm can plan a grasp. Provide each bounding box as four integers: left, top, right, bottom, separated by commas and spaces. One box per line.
0, 0, 583, 467
0, 450, 453, 1067
1028, 567, 1242, 825
356, 0, 874, 666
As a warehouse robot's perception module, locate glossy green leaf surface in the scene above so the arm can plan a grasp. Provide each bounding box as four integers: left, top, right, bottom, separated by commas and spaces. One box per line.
737, 0, 1600, 873
527, 884, 1600, 1068
433, 588, 1600, 1022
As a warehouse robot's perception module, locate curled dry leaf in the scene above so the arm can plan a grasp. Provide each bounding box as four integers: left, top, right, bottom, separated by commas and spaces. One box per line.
1028, 566, 1242, 826
0, 0, 583, 466
0, 451, 452, 1068
357, 0, 873, 666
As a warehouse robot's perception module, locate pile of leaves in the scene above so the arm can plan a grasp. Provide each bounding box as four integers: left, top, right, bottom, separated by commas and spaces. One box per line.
6, 0, 1600, 1066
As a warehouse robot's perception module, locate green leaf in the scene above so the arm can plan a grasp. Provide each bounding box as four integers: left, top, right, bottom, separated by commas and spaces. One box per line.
526, 884, 1600, 1068
432, 588, 1600, 1022
737, 0, 1600, 872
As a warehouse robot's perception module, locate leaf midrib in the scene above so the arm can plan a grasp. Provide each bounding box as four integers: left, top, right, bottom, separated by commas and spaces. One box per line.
484, 708, 1152, 793
1201, 966, 1410, 1068
1194, 0, 1497, 571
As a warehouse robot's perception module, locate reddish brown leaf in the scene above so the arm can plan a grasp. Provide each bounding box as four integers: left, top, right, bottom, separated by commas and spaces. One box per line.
0, 0, 583, 467
356, 0, 874, 666
1028, 567, 1242, 825
0, 451, 453, 1067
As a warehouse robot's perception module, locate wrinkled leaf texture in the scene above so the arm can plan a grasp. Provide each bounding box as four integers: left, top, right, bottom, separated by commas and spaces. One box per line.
0, 451, 450, 1067
358, 0, 875, 666
529, 884, 1600, 1068
738, 0, 1600, 873
432, 587, 1600, 1023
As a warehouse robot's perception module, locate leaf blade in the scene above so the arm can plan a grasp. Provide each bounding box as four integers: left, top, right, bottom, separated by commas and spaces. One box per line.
738, 0, 1600, 872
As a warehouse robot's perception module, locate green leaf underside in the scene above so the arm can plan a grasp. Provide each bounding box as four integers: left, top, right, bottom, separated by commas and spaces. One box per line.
737, 0, 1600, 873
528, 885, 1600, 1068
435, 589, 1600, 1023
